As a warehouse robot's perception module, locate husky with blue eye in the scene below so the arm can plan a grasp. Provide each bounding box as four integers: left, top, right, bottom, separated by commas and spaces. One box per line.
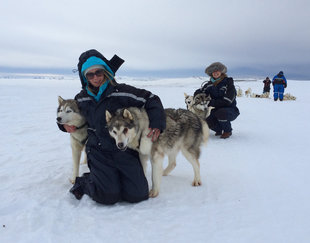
56, 96, 88, 184
106, 107, 209, 198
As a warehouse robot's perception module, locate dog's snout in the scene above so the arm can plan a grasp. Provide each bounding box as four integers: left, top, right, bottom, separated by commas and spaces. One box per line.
117, 142, 127, 151
57, 117, 62, 122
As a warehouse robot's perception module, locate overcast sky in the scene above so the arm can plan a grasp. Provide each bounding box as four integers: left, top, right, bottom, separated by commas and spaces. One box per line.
1, 0, 309, 78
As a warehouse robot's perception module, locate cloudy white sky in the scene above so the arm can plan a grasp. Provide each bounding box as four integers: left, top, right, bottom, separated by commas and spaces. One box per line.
1, 0, 309, 78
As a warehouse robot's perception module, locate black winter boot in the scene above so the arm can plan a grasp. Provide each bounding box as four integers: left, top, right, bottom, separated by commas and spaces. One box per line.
215, 131, 222, 136
70, 177, 85, 200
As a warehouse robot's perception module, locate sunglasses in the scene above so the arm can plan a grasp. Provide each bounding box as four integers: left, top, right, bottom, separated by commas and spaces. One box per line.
85, 69, 105, 80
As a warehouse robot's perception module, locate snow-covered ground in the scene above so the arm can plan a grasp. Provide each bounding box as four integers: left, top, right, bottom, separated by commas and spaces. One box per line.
1, 76, 309, 243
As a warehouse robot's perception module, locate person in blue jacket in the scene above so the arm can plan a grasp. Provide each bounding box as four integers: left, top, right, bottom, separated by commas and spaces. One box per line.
272, 71, 287, 101
58, 49, 166, 204
194, 62, 240, 139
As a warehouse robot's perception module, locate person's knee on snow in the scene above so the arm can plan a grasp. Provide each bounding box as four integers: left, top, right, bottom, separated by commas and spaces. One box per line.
61, 49, 166, 204
194, 62, 240, 138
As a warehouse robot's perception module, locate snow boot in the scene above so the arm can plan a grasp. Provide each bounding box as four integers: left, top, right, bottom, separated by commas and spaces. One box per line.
220, 132, 232, 139
70, 177, 85, 200
215, 131, 222, 136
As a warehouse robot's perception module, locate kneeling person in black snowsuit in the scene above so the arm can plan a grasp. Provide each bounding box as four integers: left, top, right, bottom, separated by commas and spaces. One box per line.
194, 62, 240, 139
58, 49, 166, 204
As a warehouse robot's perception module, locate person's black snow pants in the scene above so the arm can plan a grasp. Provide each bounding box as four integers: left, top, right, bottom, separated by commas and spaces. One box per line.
78, 148, 149, 205
206, 107, 240, 133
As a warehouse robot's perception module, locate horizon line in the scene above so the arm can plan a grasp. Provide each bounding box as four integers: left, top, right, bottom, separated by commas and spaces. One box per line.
0, 66, 309, 80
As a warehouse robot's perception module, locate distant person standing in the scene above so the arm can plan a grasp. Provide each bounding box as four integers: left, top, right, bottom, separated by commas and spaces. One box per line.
263, 77, 271, 94
272, 71, 287, 101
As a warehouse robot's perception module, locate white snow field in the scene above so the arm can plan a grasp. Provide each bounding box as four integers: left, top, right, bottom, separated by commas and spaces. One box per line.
0, 76, 309, 243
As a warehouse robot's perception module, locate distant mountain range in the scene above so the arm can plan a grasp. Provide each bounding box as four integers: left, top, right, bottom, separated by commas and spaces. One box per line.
0, 65, 309, 80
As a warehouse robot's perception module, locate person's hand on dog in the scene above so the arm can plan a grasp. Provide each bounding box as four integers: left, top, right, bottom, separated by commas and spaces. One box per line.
64, 124, 77, 133
147, 128, 161, 142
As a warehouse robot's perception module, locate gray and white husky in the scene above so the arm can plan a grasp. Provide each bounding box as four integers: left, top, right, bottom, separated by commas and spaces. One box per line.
106, 107, 209, 198
184, 93, 212, 119
56, 96, 88, 184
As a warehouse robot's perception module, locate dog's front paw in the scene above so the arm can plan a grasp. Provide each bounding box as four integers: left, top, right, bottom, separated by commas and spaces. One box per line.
69, 178, 76, 184
149, 189, 159, 198
192, 179, 202, 186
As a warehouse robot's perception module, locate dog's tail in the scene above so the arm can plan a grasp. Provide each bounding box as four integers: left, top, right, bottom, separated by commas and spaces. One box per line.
201, 119, 209, 145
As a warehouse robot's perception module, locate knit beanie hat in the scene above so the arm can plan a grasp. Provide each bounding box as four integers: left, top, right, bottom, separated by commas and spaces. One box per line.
81, 56, 114, 80
205, 62, 227, 76
77, 49, 125, 89
83, 65, 105, 77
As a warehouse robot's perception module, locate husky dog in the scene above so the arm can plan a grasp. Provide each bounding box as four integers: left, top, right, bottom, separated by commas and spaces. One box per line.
56, 96, 88, 184
193, 93, 212, 118
245, 88, 252, 97
235, 85, 243, 97
283, 93, 296, 100
250, 92, 270, 98
106, 107, 209, 198
184, 93, 212, 119
184, 93, 194, 110
250, 93, 262, 98
262, 92, 270, 98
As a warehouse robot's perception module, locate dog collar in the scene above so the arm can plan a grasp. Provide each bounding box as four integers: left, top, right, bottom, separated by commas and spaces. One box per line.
76, 123, 87, 130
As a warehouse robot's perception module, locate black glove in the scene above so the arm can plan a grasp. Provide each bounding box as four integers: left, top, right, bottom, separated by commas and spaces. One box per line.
203, 86, 211, 93
208, 99, 215, 107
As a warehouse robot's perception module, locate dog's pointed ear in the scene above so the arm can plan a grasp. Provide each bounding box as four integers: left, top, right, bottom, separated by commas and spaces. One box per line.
58, 96, 64, 104
123, 109, 133, 120
106, 110, 112, 123
184, 93, 188, 98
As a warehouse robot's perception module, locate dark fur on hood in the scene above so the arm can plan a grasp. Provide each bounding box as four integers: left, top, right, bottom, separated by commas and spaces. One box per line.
205, 62, 227, 76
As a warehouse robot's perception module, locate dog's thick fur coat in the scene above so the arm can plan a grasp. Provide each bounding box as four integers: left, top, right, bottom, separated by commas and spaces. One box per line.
283, 93, 296, 100
235, 85, 243, 97
250, 92, 270, 98
57, 96, 88, 184
245, 88, 252, 97
106, 107, 209, 197
184, 93, 212, 119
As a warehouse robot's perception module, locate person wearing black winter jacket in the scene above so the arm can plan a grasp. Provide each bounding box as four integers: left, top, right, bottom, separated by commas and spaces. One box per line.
194, 62, 240, 139
263, 77, 271, 93
58, 49, 166, 204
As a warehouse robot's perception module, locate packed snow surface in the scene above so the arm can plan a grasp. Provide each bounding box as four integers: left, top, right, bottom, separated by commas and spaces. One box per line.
1, 76, 309, 243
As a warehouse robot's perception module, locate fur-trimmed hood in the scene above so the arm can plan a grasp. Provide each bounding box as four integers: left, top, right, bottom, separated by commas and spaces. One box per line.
205, 62, 227, 76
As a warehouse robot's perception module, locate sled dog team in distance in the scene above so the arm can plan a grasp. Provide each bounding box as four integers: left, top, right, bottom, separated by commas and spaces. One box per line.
235, 73, 296, 100
56, 49, 294, 205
